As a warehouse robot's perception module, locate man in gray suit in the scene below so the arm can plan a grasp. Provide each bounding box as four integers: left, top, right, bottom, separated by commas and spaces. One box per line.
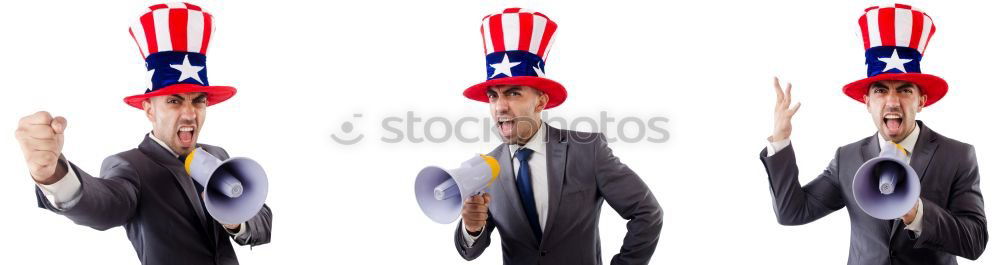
13, 3, 271, 264
453, 8, 662, 265
760, 6, 985, 264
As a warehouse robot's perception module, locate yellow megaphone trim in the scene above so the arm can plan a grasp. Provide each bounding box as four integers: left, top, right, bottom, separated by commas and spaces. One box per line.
183, 150, 196, 175
480, 154, 501, 186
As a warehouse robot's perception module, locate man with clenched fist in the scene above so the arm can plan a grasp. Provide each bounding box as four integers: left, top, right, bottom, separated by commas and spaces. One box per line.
452, 8, 663, 265
15, 3, 271, 265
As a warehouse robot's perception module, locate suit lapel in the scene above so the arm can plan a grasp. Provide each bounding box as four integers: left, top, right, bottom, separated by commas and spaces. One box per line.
137, 136, 212, 236
909, 121, 939, 182
495, 142, 538, 242
540, 124, 567, 245
860, 134, 879, 162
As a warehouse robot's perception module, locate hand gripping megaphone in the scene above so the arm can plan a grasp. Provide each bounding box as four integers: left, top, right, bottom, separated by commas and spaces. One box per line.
852, 142, 920, 220
184, 147, 269, 225
414, 154, 501, 224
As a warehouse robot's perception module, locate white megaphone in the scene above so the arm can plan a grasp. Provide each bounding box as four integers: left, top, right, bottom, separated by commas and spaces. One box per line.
852, 142, 920, 220
415, 154, 501, 224
184, 147, 269, 225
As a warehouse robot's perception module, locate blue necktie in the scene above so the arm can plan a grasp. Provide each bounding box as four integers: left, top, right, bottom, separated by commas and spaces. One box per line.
514, 148, 543, 241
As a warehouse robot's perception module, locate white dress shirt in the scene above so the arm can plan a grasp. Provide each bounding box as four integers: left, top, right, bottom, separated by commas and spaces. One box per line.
463, 125, 549, 246
765, 125, 924, 236
35, 132, 246, 236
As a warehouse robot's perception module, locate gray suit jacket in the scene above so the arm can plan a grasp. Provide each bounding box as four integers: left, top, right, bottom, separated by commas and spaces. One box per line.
454, 124, 663, 265
760, 121, 987, 264
35, 135, 272, 265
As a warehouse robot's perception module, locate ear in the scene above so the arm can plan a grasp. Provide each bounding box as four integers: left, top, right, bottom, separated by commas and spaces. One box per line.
917, 93, 927, 112
142, 99, 155, 122
535, 92, 549, 113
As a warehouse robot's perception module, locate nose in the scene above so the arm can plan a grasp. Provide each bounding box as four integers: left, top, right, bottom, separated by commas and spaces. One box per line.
492, 95, 510, 114
885, 91, 902, 108
180, 101, 198, 121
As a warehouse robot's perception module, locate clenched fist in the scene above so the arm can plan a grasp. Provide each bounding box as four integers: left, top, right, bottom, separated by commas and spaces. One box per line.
15, 111, 68, 185
462, 193, 491, 235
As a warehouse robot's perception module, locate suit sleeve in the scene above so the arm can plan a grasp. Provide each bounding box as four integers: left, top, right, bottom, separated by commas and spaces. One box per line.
594, 134, 663, 265
910, 145, 988, 260
759, 144, 846, 225
233, 204, 272, 246
453, 212, 495, 260
212, 147, 273, 247
35, 155, 140, 231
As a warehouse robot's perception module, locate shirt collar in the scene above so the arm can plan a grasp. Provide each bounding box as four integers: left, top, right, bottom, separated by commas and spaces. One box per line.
148, 132, 180, 158
508, 124, 547, 158
877, 123, 920, 154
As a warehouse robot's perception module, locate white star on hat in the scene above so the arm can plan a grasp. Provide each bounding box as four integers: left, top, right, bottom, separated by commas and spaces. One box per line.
170, 55, 205, 84
878, 49, 913, 73
532, 62, 546, 77
145, 69, 156, 90
490, 54, 521, 78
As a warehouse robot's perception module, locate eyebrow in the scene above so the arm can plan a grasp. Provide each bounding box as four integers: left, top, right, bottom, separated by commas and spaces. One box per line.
897, 83, 915, 90
504, 87, 523, 93
870, 83, 889, 89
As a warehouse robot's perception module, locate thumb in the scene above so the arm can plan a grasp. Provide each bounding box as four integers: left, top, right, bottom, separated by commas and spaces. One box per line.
51, 116, 67, 134
483, 193, 492, 205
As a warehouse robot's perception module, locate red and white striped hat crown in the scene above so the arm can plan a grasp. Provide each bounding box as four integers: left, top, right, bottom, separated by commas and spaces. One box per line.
464, 8, 567, 109
123, 2, 235, 110
843, 3, 948, 107
129, 2, 215, 58
858, 3, 936, 55
480, 8, 558, 61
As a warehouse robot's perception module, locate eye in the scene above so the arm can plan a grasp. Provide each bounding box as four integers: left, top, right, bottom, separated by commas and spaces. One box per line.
873, 87, 888, 94
899, 88, 914, 94
167, 99, 180, 104
486, 93, 498, 100
507, 91, 521, 97
194, 98, 208, 104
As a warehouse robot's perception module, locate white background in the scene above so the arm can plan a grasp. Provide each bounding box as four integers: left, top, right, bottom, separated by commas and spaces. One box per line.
0, 0, 996, 264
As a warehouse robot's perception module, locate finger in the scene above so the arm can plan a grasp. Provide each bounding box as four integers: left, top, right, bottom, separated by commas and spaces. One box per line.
773, 77, 784, 103
483, 193, 492, 205
51, 116, 67, 134
24, 138, 60, 151
466, 194, 484, 204
785, 83, 793, 105
20, 111, 53, 126
790, 102, 802, 116
465, 205, 488, 213
21, 124, 58, 139
465, 214, 489, 222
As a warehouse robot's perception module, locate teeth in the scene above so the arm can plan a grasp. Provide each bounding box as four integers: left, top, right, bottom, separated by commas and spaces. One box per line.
884, 114, 901, 119
179, 127, 194, 132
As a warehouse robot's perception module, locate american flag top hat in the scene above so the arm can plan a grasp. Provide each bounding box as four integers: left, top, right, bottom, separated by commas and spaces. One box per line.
123, 2, 236, 109
843, 3, 947, 107
463, 8, 567, 109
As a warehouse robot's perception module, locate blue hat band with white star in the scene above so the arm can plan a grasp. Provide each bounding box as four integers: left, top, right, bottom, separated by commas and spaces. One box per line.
865, 46, 923, 77
485, 50, 546, 80
145, 51, 210, 93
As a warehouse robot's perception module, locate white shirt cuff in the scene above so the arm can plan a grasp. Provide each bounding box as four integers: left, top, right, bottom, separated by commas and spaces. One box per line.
766, 138, 791, 157
36, 160, 83, 210
904, 199, 924, 237
460, 219, 484, 248
227, 222, 248, 236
